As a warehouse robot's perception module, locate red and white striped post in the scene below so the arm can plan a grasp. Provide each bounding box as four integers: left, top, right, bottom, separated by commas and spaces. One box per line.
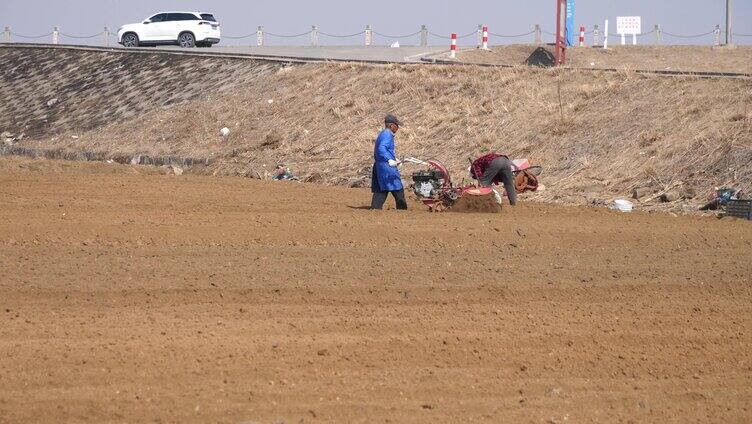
579, 25, 585, 47
450, 32, 457, 58
482, 26, 489, 50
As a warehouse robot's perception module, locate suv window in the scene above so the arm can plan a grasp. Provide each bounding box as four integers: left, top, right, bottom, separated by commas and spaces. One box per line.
149, 13, 168, 22
200, 14, 217, 22
166, 13, 199, 21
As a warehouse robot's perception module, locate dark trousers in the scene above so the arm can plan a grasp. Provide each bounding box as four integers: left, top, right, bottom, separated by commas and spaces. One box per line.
371, 189, 408, 210
480, 157, 518, 206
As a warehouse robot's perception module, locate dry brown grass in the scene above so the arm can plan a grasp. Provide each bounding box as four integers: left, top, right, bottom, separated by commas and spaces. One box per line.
19, 61, 752, 211
457, 45, 752, 74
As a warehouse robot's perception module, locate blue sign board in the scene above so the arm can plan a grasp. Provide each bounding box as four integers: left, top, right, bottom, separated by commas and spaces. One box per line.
566, 0, 576, 46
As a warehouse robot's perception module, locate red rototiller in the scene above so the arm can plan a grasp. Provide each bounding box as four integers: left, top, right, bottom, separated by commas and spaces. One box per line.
403, 157, 542, 212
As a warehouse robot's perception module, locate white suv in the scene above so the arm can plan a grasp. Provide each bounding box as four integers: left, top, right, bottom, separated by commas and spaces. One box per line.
118, 12, 221, 48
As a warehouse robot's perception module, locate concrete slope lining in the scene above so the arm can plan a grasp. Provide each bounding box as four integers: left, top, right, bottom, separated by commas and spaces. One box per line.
0, 45, 293, 137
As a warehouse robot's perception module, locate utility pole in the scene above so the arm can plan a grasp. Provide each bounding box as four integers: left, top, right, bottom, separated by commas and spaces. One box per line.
726, 0, 733, 46
554, 0, 567, 65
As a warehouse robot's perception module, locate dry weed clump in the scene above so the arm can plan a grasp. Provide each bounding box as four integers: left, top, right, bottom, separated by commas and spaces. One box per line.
18, 60, 752, 212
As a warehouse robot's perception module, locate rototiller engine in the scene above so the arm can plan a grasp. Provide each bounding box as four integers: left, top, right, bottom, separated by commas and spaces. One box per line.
403, 157, 542, 212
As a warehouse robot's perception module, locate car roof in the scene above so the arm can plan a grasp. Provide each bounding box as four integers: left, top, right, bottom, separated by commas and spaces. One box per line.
151, 11, 214, 15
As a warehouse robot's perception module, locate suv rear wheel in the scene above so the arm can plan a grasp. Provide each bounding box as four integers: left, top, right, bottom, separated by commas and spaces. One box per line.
178, 32, 196, 48
122, 33, 139, 47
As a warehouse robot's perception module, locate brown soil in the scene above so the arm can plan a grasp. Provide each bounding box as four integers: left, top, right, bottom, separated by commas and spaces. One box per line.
450, 192, 503, 213
455, 45, 752, 74
1, 157, 751, 423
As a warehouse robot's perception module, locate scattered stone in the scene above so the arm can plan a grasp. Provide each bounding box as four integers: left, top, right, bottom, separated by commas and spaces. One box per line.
516, 227, 527, 238
347, 176, 368, 188
587, 196, 607, 207
46, 98, 58, 107
304, 172, 324, 184
632, 187, 651, 199
546, 387, 563, 397
1, 131, 15, 145
317, 349, 328, 356
166, 165, 183, 176
219, 127, 230, 138
682, 187, 696, 199
421, 404, 434, 410
130, 155, 142, 165
660, 190, 680, 202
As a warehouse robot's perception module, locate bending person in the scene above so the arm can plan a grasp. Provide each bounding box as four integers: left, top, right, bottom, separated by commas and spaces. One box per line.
470, 153, 518, 206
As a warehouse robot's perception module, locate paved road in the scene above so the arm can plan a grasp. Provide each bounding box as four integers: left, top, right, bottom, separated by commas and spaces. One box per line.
152, 45, 447, 62
1, 42, 450, 64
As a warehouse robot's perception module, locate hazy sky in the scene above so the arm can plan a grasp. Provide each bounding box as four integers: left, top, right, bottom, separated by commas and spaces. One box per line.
1, 0, 750, 46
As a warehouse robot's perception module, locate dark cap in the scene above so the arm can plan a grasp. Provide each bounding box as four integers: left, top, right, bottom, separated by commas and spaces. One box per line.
384, 114, 402, 127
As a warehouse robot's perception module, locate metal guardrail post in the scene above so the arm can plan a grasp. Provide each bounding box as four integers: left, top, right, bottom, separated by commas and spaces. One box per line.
365, 25, 372, 46
3, 27, 10, 43
654, 25, 661, 45
534, 24, 542, 45
714, 24, 721, 46
593, 24, 600, 46
726, 0, 733, 46
311, 25, 319, 46
103, 27, 109, 46
257, 26, 263, 46
420, 25, 428, 46
52, 26, 59, 44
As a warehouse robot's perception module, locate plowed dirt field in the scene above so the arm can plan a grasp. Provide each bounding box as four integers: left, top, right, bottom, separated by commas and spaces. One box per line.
1, 158, 751, 423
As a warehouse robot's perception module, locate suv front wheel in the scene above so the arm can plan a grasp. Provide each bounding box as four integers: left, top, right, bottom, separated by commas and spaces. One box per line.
178, 32, 196, 48
122, 33, 139, 47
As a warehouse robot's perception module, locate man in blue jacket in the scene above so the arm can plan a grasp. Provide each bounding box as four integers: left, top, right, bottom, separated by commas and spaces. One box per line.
371, 114, 408, 210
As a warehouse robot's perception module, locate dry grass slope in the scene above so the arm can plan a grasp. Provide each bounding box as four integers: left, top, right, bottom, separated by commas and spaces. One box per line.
3, 47, 751, 211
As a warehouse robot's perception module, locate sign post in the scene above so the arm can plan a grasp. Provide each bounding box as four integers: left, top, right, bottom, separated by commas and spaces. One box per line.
565, 0, 576, 46
616, 16, 641, 46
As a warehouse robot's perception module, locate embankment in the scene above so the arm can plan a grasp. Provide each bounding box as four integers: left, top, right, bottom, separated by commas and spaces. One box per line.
1, 45, 750, 211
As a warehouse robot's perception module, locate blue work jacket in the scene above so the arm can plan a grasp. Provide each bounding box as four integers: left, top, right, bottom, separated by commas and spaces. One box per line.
371, 128, 403, 192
